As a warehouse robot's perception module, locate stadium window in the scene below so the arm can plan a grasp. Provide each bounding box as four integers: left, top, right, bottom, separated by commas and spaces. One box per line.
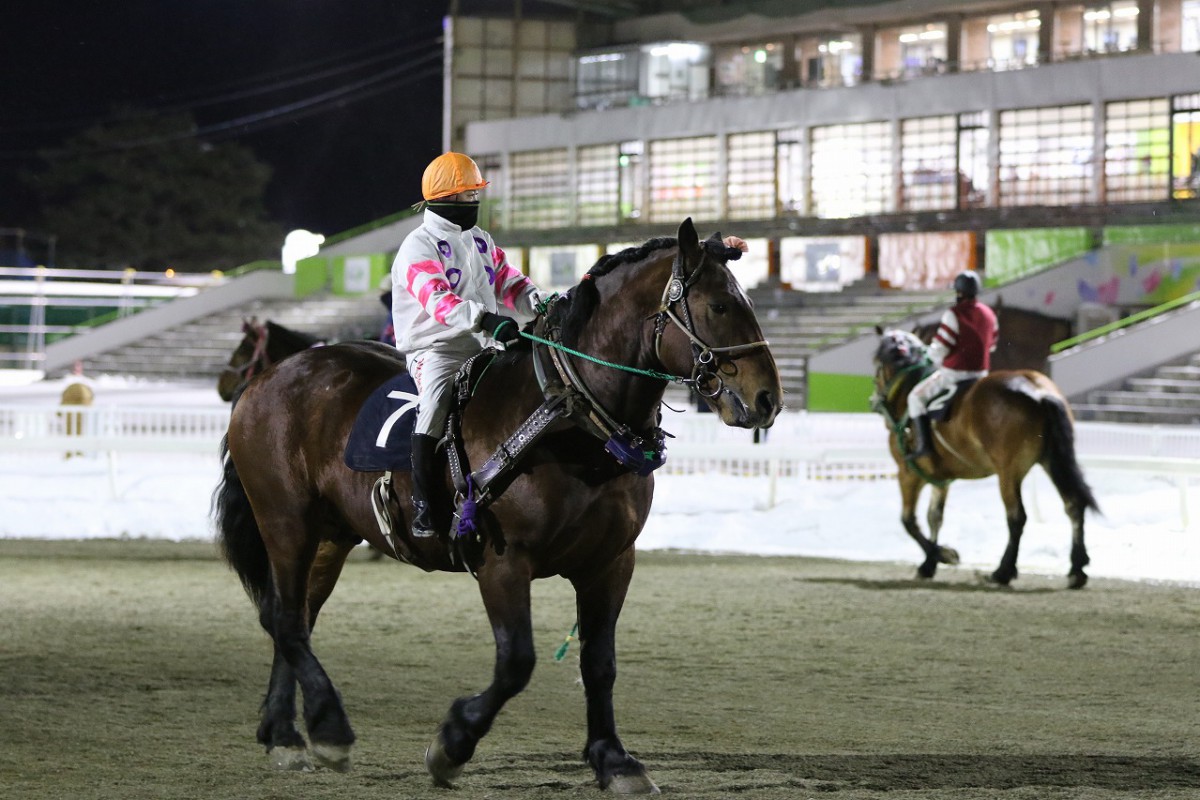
727, 132, 778, 220
775, 129, 806, 215
509, 149, 570, 229
958, 111, 991, 208
900, 115, 957, 211
576, 144, 620, 227
647, 136, 719, 223
998, 104, 1094, 206
810, 121, 894, 218
1104, 99, 1170, 203
475, 154, 504, 230
1171, 93, 1200, 199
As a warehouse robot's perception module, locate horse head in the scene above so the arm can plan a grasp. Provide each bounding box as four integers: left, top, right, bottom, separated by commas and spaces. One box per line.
870, 326, 931, 413
656, 218, 782, 428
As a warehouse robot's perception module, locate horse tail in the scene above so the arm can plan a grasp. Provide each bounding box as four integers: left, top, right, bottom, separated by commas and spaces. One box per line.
213, 434, 272, 606
1040, 396, 1101, 515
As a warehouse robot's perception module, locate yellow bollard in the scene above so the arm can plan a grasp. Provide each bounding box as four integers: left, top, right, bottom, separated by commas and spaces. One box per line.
59, 361, 95, 459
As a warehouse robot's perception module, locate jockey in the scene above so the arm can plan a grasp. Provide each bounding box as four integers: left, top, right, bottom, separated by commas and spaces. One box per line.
906, 270, 998, 461
391, 152, 545, 538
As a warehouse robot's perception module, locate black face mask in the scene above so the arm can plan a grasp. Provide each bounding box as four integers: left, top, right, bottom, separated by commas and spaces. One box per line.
428, 201, 479, 229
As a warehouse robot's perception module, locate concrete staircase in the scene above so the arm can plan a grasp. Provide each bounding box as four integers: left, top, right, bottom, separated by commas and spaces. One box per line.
76, 277, 950, 411
81, 292, 389, 382
1073, 352, 1200, 424
749, 281, 951, 408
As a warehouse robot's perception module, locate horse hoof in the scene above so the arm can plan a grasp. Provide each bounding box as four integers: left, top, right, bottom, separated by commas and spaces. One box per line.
938, 546, 960, 565
425, 738, 464, 788
268, 746, 313, 772
606, 773, 661, 795
1068, 573, 1088, 590
312, 742, 352, 772
915, 566, 936, 580
986, 571, 1013, 587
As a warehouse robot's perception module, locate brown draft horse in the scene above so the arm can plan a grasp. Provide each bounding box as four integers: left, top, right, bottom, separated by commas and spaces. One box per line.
213, 219, 782, 792
215, 318, 321, 401
870, 327, 1099, 589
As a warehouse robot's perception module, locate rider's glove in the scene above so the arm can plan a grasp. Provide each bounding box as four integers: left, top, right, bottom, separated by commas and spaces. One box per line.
479, 311, 520, 345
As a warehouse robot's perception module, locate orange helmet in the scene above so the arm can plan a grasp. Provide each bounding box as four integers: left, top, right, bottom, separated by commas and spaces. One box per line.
421, 152, 489, 201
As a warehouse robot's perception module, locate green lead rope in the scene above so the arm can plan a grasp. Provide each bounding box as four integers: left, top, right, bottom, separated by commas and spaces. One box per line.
554, 621, 579, 662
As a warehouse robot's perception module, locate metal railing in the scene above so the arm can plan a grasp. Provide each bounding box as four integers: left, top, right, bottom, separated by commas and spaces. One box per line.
0, 266, 228, 369
3, 405, 1195, 512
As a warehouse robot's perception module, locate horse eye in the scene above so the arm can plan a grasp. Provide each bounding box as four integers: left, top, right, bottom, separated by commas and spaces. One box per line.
708, 302, 728, 315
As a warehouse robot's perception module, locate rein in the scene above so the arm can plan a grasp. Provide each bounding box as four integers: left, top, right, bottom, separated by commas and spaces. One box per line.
654, 248, 770, 398
447, 247, 769, 526
870, 355, 950, 488
232, 322, 271, 380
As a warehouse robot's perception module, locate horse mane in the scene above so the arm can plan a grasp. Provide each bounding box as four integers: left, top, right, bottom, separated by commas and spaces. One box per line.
554, 237, 677, 346
548, 231, 743, 347
265, 320, 320, 351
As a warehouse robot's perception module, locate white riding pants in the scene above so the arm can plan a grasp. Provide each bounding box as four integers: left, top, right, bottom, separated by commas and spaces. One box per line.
406, 345, 478, 437
907, 367, 986, 419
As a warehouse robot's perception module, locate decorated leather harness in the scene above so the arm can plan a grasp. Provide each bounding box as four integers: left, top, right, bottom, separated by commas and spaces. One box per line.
440, 243, 770, 566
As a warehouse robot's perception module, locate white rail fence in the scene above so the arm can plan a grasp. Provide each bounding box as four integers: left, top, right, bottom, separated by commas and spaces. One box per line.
3, 405, 1198, 520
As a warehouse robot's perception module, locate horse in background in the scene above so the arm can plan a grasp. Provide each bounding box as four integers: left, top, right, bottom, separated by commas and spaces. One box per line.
216, 318, 321, 401
914, 303, 1072, 373
870, 327, 1098, 589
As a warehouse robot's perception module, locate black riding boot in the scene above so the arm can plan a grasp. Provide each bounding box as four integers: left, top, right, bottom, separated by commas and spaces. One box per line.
908, 415, 933, 461
409, 433, 439, 538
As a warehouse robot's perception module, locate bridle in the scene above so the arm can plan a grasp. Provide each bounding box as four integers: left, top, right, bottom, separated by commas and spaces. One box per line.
230, 320, 271, 382
651, 243, 770, 398
869, 333, 931, 418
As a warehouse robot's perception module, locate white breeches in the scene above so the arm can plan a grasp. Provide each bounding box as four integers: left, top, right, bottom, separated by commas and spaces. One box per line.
907, 367, 986, 418
406, 347, 475, 437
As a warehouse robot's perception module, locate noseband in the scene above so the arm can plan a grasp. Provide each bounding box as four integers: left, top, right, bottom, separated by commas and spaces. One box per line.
652, 247, 770, 398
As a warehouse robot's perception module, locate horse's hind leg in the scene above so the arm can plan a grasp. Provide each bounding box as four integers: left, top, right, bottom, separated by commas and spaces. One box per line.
257, 540, 357, 771
426, 557, 536, 787
261, 531, 357, 771
1065, 499, 1090, 590
990, 473, 1027, 586
256, 593, 311, 770
572, 549, 658, 794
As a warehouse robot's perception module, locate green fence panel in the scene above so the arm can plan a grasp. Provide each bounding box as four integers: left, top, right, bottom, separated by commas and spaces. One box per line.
984, 228, 1093, 285
807, 372, 877, 413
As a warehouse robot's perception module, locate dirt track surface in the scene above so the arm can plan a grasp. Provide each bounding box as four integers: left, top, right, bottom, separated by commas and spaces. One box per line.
1, 540, 1196, 799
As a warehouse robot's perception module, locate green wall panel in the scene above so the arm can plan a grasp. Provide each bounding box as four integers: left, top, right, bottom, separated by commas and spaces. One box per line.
807, 372, 877, 413
1104, 223, 1200, 245
984, 228, 1092, 285
294, 256, 328, 297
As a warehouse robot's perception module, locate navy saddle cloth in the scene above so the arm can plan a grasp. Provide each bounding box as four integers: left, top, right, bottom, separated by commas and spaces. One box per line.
344, 373, 420, 472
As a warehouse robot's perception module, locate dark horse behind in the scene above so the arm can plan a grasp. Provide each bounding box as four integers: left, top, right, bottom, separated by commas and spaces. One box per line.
871, 327, 1099, 589
215, 318, 321, 402
213, 219, 782, 792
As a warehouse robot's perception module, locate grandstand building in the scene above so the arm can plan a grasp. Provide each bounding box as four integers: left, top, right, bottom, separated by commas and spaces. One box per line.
444, 0, 1200, 295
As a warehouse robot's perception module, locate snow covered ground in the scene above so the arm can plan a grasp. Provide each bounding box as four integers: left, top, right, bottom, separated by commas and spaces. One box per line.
1, 375, 1197, 586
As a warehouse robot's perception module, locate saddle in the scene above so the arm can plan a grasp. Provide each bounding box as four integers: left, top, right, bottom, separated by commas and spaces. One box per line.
925, 377, 979, 424
346, 312, 669, 571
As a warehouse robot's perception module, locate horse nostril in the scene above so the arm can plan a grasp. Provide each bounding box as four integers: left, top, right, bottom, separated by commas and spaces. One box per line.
755, 389, 776, 419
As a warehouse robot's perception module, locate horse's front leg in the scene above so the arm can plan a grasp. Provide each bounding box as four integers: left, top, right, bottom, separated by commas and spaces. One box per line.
925, 483, 960, 569
899, 470, 957, 579
572, 549, 658, 795
426, 556, 536, 787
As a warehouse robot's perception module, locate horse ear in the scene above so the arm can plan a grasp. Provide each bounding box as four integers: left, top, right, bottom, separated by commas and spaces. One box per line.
677, 217, 700, 259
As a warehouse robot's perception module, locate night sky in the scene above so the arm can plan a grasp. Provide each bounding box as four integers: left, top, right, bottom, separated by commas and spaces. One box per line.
2, 1, 449, 239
